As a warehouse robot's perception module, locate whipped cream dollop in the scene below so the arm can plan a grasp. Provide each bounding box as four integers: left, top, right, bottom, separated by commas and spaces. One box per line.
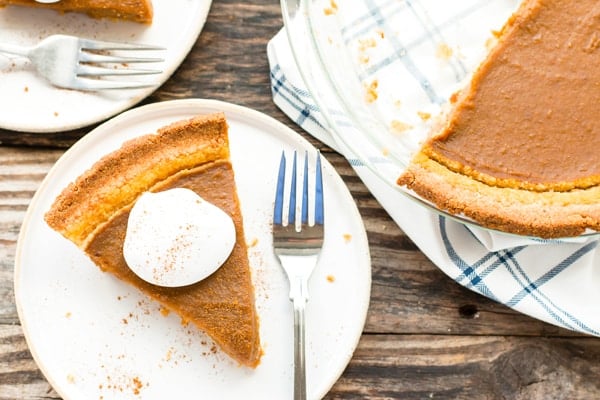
123, 188, 236, 287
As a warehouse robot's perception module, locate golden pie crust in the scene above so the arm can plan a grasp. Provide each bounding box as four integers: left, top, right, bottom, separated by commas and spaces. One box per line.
45, 113, 262, 368
0, 0, 153, 23
397, 0, 600, 238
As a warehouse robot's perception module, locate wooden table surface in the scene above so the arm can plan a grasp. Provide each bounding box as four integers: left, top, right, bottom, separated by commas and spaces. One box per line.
2, 1, 600, 399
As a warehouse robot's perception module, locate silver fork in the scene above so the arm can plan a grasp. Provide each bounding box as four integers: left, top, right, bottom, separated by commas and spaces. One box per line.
0, 34, 164, 91
273, 150, 324, 400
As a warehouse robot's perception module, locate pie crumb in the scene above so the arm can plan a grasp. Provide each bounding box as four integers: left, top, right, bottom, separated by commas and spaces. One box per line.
132, 377, 143, 395
417, 111, 431, 121
436, 43, 453, 60
391, 120, 413, 134
364, 80, 379, 103
323, 0, 338, 15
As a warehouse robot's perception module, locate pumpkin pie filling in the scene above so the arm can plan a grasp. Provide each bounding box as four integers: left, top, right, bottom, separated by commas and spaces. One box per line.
398, 0, 600, 238
45, 113, 262, 368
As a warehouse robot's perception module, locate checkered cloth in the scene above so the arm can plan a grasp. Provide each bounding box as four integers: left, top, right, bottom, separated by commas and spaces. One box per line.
267, 0, 600, 335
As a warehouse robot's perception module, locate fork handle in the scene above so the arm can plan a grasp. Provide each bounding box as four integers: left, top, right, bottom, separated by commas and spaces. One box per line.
293, 299, 307, 400
0, 43, 30, 58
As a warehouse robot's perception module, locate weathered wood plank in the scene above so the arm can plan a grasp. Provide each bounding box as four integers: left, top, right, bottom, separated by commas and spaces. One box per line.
326, 334, 600, 400
0, 324, 59, 400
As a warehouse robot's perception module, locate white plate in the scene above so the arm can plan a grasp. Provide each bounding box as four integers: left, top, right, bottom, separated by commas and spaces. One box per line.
0, 1, 212, 133
15, 99, 372, 399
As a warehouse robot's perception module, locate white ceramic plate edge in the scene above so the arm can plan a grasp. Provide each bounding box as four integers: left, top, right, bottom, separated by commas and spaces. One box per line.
14, 99, 372, 399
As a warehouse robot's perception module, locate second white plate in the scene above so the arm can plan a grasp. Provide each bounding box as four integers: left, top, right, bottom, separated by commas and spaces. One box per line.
0, 1, 212, 133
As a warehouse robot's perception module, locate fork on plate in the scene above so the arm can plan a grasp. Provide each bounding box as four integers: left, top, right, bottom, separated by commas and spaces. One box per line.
273, 150, 324, 400
0, 34, 164, 91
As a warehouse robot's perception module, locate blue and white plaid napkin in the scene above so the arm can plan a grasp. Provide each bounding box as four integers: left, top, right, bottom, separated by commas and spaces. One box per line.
267, 1, 600, 335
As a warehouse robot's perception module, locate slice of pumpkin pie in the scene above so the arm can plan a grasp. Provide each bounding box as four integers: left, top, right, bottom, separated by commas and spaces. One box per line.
45, 113, 262, 368
397, 0, 600, 238
0, 0, 153, 23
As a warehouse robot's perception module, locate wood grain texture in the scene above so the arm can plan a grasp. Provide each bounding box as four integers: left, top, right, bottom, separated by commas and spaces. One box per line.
326, 335, 600, 400
0, 0, 598, 399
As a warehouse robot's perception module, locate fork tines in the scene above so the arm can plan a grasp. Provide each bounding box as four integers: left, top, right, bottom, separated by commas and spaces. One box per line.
274, 150, 324, 228
77, 37, 164, 79
79, 39, 164, 65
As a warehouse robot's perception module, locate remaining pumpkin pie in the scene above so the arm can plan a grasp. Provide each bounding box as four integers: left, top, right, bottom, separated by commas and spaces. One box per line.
397, 0, 600, 238
0, 0, 153, 23
45, 113, 262, 368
